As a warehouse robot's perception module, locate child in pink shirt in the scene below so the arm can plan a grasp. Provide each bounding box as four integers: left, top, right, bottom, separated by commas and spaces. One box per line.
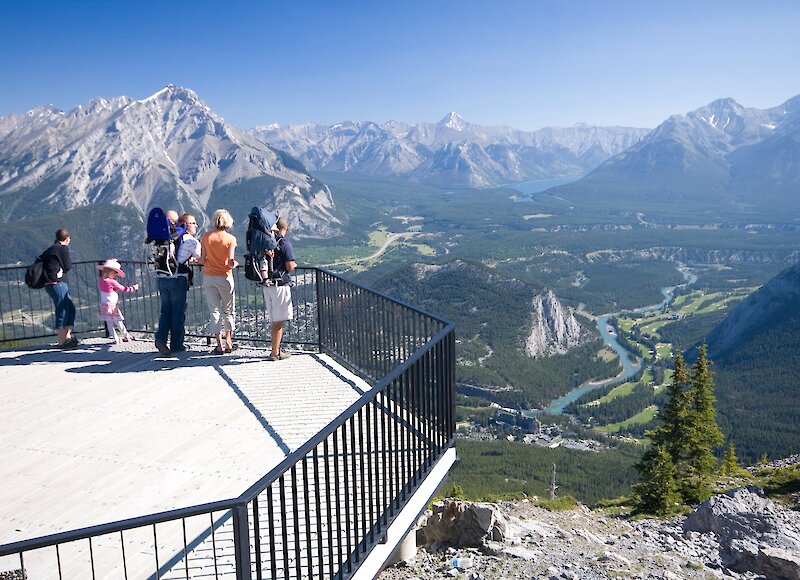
97, 259, 139, 343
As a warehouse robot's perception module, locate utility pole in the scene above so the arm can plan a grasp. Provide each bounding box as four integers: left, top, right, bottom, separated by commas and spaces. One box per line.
549, 462, 558, 500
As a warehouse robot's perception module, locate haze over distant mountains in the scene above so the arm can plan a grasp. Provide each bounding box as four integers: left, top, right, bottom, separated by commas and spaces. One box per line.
0, 85, 339, 236
253, 115, 650, 188
550, 95, 800, 212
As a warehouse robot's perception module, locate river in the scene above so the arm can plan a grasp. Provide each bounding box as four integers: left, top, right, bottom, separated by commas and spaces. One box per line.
529, 263, 698, 415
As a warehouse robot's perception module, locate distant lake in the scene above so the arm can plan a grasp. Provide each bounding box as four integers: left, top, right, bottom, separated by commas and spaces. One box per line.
505, 176, 583, 196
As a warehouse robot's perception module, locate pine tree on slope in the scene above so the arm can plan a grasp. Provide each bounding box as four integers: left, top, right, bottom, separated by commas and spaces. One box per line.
632, 444, 682, 516
682, 345, 724, 503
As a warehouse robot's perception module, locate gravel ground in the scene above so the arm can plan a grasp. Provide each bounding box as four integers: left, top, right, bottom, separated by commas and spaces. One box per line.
379, 500, 768, 580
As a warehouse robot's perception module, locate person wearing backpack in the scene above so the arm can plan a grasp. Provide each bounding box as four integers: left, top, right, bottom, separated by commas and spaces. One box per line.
263, 217, 296, 361
154, 210, 200, 355
41, 228, 78, 349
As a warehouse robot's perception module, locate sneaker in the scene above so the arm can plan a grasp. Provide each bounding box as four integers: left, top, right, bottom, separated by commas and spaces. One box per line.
59, 337, 80, 349
269, 351, 291, 361
155, 340, 171, 356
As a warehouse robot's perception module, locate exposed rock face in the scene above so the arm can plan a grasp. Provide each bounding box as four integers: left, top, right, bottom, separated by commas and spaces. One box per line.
382, 486, 800, 580
524, 290, 586, 357
684, 486, 800, 579
418, 501, 508, 548
0, 86, 340, 237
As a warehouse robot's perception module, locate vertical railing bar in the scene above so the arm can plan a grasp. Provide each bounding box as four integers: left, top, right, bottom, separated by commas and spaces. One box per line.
182, 517, 190, 580
210, 512, 220, 580
267, 487, 277, 580
332, 430, 343, 575
291, 466, 302, 580
153, 524, 159, 576
280, 477, 290, 579
56, 543, 62, 580
314, 445, 324, 580
382, 387, 391, 522
323, 438, 334, 580
350, 414, 360, 562
120, 530, 128, 580
252, 497, 263, 580
359, 406, 369, 552
341, 421, 352, 573
302, 456, 313, 580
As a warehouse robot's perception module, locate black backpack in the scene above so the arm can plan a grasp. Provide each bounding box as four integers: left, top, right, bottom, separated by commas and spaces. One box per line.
24, 256, 46, 289
244, 207, 281, 284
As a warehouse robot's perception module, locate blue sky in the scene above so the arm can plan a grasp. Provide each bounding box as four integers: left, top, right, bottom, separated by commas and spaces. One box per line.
1, 0, 798, 130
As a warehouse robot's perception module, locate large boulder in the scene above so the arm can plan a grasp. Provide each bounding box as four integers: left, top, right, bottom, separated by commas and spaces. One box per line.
683, 486, 800, 579
418, 501, 508, 548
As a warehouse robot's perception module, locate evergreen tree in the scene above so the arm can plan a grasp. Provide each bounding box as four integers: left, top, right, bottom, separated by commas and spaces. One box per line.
651, 354, 692, 467
633, 444, 681, 516
720, 441, 743, 476
683, 345, 724, 502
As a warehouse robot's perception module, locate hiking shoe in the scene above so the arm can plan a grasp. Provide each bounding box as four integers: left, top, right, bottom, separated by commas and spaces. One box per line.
269, 351, 291, 361
155, 340, 171, 356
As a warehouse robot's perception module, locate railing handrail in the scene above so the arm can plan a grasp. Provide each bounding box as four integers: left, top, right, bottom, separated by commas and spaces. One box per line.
313, 266, 451, 327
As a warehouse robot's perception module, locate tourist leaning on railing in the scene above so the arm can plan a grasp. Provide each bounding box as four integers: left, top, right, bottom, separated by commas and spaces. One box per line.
41, 228, 78, 349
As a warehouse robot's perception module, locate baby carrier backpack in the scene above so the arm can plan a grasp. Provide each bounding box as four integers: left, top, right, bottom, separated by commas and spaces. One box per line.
145, 207, 187, 277
244, 207, 281, 284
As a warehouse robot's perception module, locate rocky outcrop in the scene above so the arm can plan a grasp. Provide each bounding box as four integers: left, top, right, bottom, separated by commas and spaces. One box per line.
418, 501, 508, 548
524, 290, 586, 357
383, 487, 800, 580
684, 486, 800, 579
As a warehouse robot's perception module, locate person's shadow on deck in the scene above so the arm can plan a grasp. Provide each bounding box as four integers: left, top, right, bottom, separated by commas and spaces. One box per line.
0, 341, 292, 455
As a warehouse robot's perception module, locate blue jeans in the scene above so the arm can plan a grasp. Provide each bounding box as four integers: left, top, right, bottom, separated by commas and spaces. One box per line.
155, 276, 189, 351
45, 282, 76, 329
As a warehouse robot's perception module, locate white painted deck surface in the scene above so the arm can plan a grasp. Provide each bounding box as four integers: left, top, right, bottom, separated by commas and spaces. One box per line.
0, 337, 372, 548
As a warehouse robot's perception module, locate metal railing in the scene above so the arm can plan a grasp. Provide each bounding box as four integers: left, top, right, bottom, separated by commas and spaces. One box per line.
0, 261, 319, 348
0, 261, 456, 579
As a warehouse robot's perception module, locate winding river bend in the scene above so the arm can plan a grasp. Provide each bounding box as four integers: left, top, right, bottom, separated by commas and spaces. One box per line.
534, 264, 698, 415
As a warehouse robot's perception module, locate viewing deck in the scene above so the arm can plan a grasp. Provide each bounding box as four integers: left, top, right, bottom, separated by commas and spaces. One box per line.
0, 339, 372, 545
0, 264, 457, 579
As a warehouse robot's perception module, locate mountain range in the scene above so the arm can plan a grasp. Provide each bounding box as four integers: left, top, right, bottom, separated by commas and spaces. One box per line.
550, 96, 800, 213
0, 85, 339, 237
253, 115, 649, 187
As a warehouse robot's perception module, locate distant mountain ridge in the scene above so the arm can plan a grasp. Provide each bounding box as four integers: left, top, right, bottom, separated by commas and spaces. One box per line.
0, 86, 340, 237
699, 261, 800, 461
551, 95, 800, 212
253, 115, 649, 187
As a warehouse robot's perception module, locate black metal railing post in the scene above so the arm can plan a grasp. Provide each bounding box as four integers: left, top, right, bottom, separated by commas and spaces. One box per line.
232, 504, 253, 580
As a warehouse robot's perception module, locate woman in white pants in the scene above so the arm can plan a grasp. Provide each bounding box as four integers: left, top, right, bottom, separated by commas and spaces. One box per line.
201, 209, 238, 354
